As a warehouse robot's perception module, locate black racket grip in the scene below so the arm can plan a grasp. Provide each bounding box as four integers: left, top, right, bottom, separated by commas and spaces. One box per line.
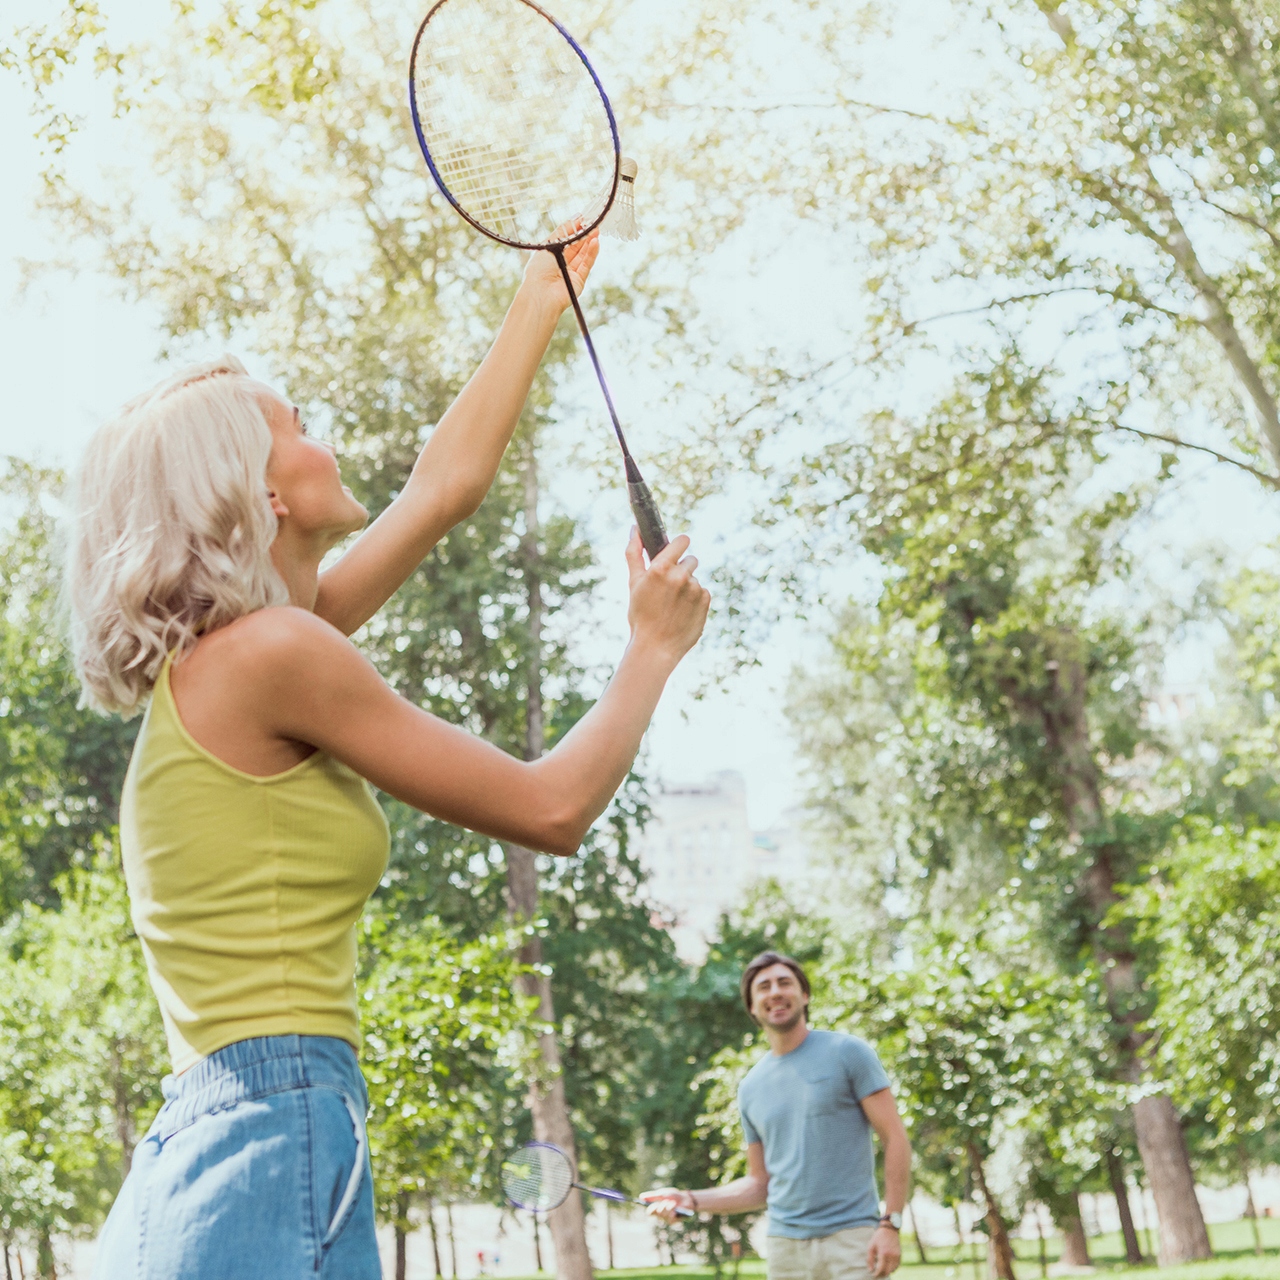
627, 479, 669, 560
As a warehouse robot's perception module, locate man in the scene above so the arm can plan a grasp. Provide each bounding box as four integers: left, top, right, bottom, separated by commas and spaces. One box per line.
641, 951, 911, 1280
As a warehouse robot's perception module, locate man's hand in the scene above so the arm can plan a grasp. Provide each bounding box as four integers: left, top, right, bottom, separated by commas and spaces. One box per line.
867, 1226, 901, 1277
639, 1187, 695, 1223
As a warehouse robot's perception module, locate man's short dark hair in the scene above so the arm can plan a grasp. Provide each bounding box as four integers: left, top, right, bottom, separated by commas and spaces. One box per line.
740, 950, 811, 1022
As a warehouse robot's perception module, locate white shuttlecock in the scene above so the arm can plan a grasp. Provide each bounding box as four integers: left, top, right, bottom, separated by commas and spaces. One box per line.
600, 157, 639, 241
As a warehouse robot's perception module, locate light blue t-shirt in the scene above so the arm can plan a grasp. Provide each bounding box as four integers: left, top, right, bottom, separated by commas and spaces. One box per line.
738, 1028, 891, 1239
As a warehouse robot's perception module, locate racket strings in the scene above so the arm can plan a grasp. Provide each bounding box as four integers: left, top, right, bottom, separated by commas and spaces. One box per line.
502, 1144, 575, 1211
412, 0, 616, 247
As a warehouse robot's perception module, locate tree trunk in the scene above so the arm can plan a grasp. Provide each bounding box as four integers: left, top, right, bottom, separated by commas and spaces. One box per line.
607, 1200, 615, 1271
908, 1197, 929, 1264
35, 1232, 53, 1280
111, 1043, 135, 1178
966, 1142, 1016, 1280
1104, 1147, 1143, 1264
448, 1200, 459, 1278
1059, 1207, 1090, 1269
396, 1191, 411, 1280
429, 1197, 444, 1278
1034, 1207, 1047, 1279
1002, 639, 1212, 1264
1133, 1094, 1211, 1264
505, 452, 594, 1280
1238, 1142, 1263, 1256
4, 1241, 12, 1280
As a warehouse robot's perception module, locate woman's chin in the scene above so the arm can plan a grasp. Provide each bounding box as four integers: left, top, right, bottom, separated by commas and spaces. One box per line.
343, 496, 369, 532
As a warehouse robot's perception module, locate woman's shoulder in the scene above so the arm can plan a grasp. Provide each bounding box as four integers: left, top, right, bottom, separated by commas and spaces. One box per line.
175, 606, 358, 713
193, 605, 348, 669
168, 607, 363, 775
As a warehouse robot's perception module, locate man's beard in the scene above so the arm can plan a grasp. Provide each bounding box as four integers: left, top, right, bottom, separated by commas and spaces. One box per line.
764, 1005, 804, 1033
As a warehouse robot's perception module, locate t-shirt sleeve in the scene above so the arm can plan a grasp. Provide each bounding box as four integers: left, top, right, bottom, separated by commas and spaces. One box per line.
841, 1035, 891, 1101
738, 1084, 761, 1146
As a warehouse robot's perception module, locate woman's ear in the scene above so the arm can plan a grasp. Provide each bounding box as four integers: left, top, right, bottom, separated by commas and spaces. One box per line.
267, 489, 289, 519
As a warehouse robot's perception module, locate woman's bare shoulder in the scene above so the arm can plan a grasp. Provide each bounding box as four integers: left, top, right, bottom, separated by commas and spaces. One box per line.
183, 606, 350, 676
169, 607, 377, 774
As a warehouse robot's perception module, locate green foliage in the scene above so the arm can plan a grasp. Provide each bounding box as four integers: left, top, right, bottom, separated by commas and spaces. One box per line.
0, 853, 166, 1249
359, 907, 533, 1220
830, 909, 1117, 1205
0, 461, 139, 912
1125, 821, 1280, 1146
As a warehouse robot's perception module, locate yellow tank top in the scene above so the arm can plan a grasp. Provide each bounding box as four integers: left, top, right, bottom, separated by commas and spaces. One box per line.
119, 656, 390, 1074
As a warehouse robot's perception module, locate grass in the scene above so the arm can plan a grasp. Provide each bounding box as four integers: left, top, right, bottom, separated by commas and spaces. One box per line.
509, 1220, 1280, 1280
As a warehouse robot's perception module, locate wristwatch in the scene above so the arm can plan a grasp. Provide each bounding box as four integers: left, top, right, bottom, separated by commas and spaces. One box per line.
879, 1213, 902, 1231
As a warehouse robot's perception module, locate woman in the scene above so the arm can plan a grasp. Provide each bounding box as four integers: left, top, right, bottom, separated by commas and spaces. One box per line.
70, 228, 710, 1279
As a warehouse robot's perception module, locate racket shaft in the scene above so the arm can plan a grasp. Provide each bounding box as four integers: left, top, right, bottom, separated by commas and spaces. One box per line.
581, 1184, 693, 1218
628, 479, 669, 560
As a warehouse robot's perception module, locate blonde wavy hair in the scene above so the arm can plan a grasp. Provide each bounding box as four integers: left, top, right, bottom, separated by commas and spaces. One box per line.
67, 356, 288, 716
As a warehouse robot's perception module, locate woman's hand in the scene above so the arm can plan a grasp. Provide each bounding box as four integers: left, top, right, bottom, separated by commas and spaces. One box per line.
625, 530, 711, 666
521, 221, 600, 315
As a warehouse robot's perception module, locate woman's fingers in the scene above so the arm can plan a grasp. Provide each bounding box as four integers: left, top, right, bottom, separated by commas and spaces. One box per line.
624, 526, 645, 584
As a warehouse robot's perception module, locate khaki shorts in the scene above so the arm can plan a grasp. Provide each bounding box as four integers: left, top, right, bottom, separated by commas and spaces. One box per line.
767, 1227, 877, 1280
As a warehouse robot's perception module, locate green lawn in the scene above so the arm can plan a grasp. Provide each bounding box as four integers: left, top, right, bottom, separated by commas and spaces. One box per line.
522, 1219, 1280, 1280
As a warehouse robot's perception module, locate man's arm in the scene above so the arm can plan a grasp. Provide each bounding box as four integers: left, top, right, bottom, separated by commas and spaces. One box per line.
862, 1088, 912, 1277
640, 1142, 768, 1220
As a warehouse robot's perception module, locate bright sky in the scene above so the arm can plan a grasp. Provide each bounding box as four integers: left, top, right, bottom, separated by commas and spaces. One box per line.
4, 0, 1279, 832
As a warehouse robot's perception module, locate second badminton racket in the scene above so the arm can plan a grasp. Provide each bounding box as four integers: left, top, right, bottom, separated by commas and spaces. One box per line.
409, 0, 669, 559
501, 1141, 694, 1217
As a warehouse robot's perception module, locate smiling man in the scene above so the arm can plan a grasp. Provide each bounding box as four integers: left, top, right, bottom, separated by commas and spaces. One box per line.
641, 951, 911, 1280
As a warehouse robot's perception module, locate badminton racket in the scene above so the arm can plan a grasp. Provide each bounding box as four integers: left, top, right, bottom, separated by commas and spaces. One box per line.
501, 1141, 694, 1217
408, 0, 669, 559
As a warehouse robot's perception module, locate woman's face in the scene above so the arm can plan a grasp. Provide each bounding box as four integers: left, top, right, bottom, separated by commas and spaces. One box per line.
257, 386, 368, 548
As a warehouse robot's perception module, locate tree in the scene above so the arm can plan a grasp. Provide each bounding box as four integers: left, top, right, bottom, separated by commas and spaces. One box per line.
0, 854, 166, 1276
359, 908, 532, 1280
826, 910, 1117, 1280
1125, 819, 1280, 1250
782, 354, 1218, 1258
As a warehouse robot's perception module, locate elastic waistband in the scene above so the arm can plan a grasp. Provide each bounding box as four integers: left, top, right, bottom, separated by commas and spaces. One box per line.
154, 1035, 366, 1141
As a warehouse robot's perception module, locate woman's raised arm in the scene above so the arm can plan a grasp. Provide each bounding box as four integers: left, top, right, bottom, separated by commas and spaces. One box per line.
313, 231, 600, 636
238, 532, 707, 855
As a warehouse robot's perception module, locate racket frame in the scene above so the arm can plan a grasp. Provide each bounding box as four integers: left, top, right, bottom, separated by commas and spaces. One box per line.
408, 0, 669, 560
408, 0, 621, 253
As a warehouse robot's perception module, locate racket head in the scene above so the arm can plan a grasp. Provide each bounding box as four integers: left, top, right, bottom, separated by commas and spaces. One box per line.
501, 1141, 576, 1212
409, 0, 620, 251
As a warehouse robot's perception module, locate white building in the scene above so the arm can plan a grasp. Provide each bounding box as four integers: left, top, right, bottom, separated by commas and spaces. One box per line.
634, 771, 810, 961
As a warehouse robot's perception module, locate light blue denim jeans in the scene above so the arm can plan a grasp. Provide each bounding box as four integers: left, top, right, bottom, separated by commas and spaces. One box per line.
93, 1035, 381, 1279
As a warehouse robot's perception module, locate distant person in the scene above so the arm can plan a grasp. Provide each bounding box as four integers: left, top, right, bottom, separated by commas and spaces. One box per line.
642, 951, 911, 1280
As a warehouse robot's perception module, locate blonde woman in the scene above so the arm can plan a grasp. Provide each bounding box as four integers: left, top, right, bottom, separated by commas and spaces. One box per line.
71, 230, 710, 1279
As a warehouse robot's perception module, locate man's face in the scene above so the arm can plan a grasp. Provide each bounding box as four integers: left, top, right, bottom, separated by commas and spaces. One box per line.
749, 963, 809, 1032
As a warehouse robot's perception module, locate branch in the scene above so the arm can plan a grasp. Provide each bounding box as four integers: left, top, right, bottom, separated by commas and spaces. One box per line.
901, 284, 1185, 333
1093, 165, 1280, 471
1196, 193, 1280, 255
1035, 0, 1076, 47
650, 98, 954, 126
1100, 423, 1280, 489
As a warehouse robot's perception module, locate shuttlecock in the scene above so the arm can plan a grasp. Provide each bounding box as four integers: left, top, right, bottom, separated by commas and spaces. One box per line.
600, 157, 639, 241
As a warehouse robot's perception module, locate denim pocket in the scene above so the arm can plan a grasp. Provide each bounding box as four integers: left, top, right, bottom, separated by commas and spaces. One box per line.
308, 1086, 367, 1250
